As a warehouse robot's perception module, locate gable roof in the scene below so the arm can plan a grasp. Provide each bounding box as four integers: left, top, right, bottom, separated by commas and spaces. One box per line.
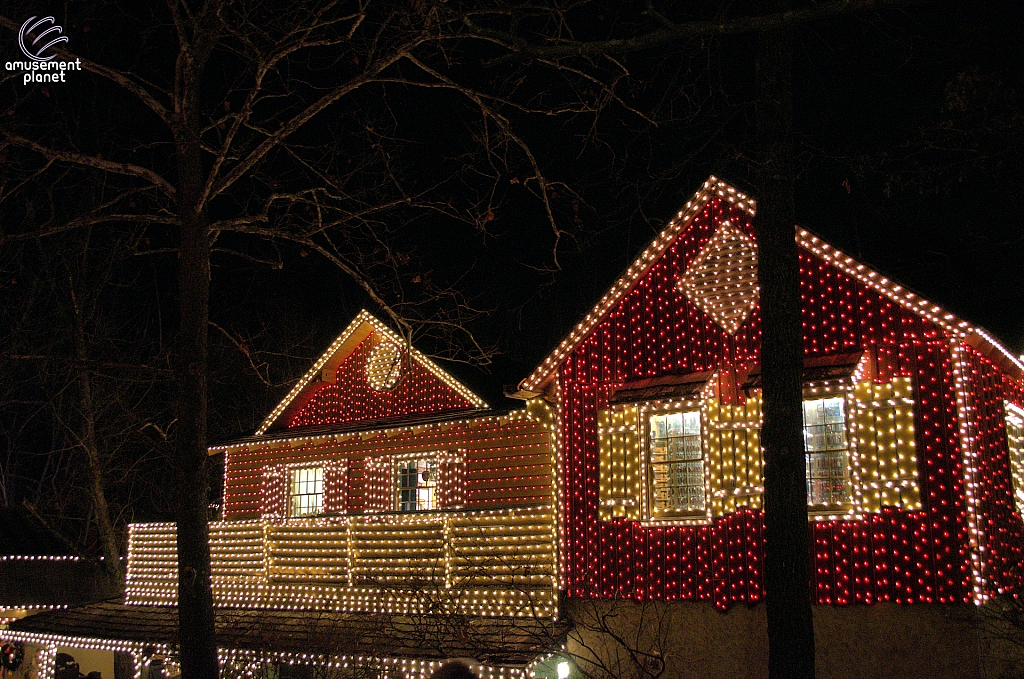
8, 601, 570, 666
520, 175, 1023, 392
255, 310, 488, 436
794, 230, 1022, 378
520, 176, 756, 392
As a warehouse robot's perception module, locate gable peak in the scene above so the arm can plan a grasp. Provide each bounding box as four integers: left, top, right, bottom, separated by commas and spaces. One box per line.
255, 310, 488, 435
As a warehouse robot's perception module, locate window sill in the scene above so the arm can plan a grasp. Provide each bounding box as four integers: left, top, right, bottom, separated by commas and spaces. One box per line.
640, 512, 711, 527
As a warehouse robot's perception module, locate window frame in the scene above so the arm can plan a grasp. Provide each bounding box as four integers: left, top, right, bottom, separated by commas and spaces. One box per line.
392, 453, 440, 513
607, 373, 881, 524
288, 466, 324, 518
801, 381, 858, 516
1005, 402, 1024, 516
639, 398, 709, 522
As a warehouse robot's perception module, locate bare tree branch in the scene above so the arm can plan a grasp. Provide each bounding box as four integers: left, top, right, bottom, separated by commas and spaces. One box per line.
2, 134, 177, 197
0, 14, 173, 126
196, 8, 366, 209
208, 321, 274, 386
208, 50, 412, 202
0, 354, 173, 377
460, 0, 929, 63
401, 54, 567, 267
1, 213, 178, 244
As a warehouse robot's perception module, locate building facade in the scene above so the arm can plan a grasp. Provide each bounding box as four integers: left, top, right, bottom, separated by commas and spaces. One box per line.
4, 178, 1024, 679
2, 312, 565, 679
515, 176, 1024, 677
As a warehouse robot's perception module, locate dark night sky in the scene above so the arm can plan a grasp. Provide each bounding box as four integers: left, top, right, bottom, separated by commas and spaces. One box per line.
2, 0, 1022, 473
219, 0, 1024, 418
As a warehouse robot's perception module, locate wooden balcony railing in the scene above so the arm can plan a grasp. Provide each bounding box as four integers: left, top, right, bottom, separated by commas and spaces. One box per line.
126, 505, 557, 618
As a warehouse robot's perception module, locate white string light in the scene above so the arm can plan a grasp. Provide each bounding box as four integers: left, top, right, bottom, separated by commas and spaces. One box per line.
255, 310, 488, 436
521, 177, 756, 393
522, 176, 1022, 394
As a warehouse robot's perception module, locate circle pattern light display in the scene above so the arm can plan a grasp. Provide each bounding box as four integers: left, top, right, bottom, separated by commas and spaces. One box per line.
366, 341, 403, 391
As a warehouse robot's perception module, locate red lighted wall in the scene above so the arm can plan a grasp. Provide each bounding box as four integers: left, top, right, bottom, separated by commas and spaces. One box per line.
284, 333, 476, 430
559, 196, 979, 609
963, 346, 1024, 595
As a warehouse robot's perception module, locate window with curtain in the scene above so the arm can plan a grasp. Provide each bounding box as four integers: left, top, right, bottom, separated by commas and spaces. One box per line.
289, 467, 324, 517
395, 457, 438, 511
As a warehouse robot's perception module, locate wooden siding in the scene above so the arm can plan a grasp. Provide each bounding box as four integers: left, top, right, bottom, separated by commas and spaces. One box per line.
222, 414, 554, 519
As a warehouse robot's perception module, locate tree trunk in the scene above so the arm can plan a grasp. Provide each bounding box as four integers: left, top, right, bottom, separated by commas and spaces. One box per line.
69, 280, 123, 584
172, 112, 219, 679
755, 9, 816, 679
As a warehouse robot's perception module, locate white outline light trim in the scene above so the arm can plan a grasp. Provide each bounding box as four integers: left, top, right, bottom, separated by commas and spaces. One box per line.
255, 310, 488, 436
521, 175, 1022, 393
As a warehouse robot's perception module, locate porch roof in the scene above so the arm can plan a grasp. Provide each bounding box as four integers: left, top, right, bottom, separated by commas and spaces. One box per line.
5, 600, 569, 666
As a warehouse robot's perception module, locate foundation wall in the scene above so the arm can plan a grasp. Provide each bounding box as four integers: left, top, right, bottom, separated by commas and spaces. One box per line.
564, 599, 1021, 679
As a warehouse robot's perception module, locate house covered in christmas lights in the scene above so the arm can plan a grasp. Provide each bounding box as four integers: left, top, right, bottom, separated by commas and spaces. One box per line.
4, 176, 1024, 679
0, 311, 566, 679
513, 176, 1024, 678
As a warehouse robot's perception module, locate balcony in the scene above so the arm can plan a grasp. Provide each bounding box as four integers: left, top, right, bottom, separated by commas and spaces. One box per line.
126, 505, 557, 618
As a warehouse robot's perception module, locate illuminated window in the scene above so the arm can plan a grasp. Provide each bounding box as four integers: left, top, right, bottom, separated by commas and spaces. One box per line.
289, 467, 323, 517
1006, 404, 1024, 515
647, 411, 705, 516
803, 396, 852, 506
395, 458, 438, 512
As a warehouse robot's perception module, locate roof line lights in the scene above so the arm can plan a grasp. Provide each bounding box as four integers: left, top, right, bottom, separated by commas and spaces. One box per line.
520, 177, 755, 392
255, 310, 489, 436
520, 175, 1022, 391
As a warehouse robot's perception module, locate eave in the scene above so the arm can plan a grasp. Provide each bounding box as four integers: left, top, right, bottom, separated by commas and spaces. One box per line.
255, 309, 489, 437
520, 175, 1023, 391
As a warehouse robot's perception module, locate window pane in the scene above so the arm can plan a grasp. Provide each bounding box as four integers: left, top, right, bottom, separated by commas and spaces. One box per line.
823, 399, 844, 424
396, 458, 438, 511
649, 411, 704, 516
803, 399, 825, 427
289, 467, 323, 517
684, 410, 700, 434
802, 397, 851, 506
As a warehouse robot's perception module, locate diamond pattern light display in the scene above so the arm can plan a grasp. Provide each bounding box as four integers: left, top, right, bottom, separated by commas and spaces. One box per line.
677, 221, 759, 335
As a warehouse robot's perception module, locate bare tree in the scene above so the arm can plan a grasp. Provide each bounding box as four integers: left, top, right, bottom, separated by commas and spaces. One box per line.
0, 3, 587, 676
566, 599, 669, 679
0, 220, 170, 578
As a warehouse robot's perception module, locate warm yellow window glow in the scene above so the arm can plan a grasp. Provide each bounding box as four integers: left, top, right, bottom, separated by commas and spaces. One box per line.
395, 458, 438, 512
803, 396, 852, 506
289, 467, 323, 517
648, 410, 705, 516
